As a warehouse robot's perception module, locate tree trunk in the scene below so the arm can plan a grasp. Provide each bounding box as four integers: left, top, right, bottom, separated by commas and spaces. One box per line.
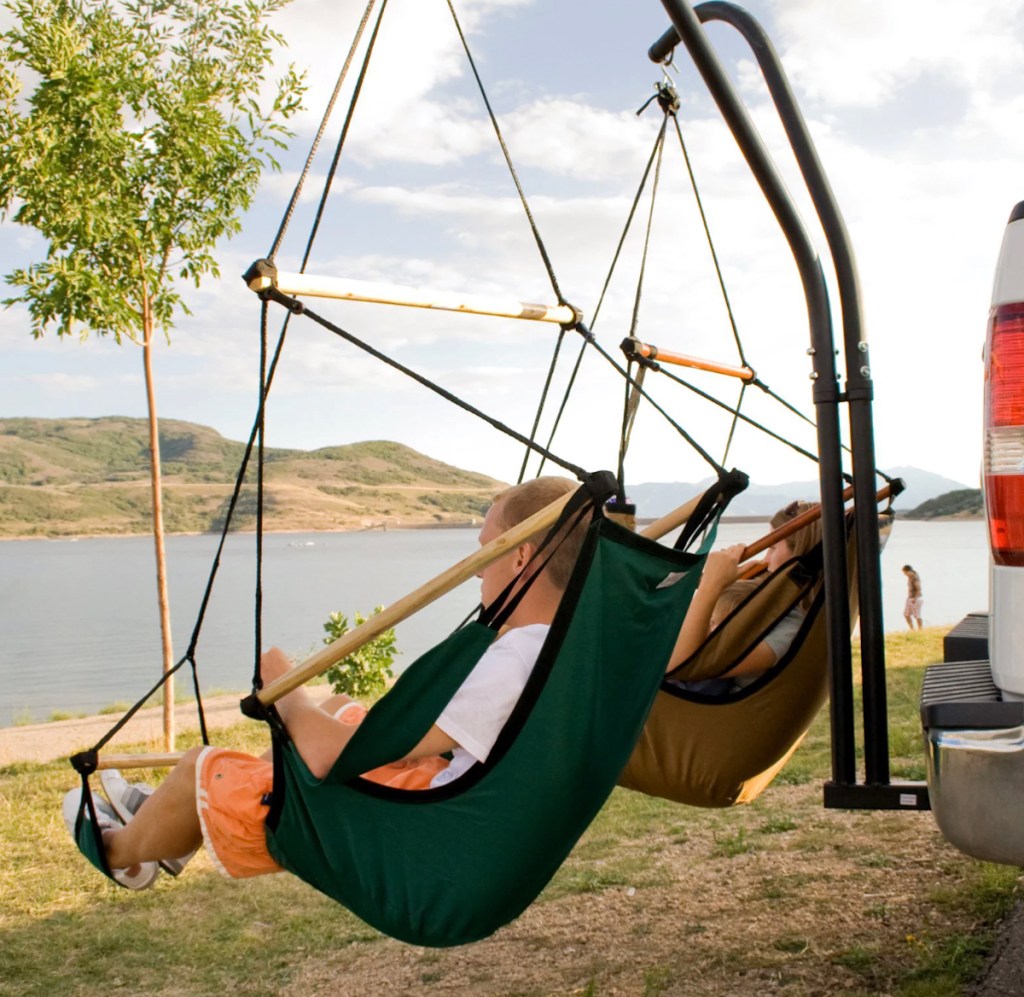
141, 307, 175, 752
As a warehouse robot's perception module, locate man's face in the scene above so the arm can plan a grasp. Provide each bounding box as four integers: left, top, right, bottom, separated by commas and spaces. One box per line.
476, 500, 524, 610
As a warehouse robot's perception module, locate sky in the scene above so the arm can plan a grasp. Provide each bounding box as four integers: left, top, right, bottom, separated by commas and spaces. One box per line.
3, 0, 1023, 489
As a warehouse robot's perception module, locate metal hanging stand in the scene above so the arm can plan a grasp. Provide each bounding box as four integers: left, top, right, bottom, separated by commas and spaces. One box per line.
651, 0, 928, 810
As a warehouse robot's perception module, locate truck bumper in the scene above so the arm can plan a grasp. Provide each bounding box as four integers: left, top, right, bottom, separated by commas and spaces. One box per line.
922, 632, 1024, 865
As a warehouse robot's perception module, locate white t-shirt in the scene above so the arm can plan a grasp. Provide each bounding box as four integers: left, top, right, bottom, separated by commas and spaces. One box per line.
429, 623, 549, 788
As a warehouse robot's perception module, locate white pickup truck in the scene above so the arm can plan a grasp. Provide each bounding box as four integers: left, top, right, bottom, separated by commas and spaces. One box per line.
922, 202, 1024, 865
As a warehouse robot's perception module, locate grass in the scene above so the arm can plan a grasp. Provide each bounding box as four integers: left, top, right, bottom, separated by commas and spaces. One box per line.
0, 629, 1021, 996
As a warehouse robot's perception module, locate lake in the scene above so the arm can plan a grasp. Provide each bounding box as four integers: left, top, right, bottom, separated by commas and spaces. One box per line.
0, 519, 988, 727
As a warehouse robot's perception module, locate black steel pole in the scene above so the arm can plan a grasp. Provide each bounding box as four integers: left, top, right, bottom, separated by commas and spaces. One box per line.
685, 2, 890, 787
654, 0, 856, 783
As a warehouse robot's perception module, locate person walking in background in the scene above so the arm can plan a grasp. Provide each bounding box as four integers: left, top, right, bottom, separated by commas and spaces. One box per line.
902, 564, 923, 630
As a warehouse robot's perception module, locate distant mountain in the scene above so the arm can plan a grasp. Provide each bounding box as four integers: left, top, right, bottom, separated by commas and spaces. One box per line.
627, 467, 975, 519
883, 467, 979, 513
904, 488, 984, 520
0, 417, 503, 538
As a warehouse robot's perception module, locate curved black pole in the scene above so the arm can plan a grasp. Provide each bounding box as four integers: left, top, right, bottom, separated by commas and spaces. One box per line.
656, 0, 892, 789
652, 0, 855, 784
687, 1, 890, 788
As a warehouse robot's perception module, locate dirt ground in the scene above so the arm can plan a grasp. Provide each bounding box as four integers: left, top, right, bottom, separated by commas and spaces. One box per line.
8, 698, 1024, 997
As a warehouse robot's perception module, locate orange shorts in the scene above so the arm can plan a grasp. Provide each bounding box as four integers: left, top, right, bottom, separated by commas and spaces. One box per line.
196, 746, 281, 879
196, 705, 449, 879
338, 702, 449, 791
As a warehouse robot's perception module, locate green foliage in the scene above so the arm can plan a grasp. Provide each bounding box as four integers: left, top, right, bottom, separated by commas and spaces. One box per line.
322, 606, 399, 699
0, 0, 305, 342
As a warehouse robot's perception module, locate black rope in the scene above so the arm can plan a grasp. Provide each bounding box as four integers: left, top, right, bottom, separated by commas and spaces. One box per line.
77, 306, 295, 756
629, 116, 668, 341
616, 359, 641, 497
590, 114, 667, 334
653, 360, 848, 475
529, 332, 591, 480
267, 0, 380, 261
581, 325, 724, 474
268, 0, 380, 261
445, 0, 580, 485
526, 126, 668, 479
517, 326, 568, 484
284, 0, 389, 273
264, 291, 588, 480
718, 379, 746, 468
748, 373, 870, 472
253, 303, 268, 692
669, 110, 748, 367
446, 0, 564, 305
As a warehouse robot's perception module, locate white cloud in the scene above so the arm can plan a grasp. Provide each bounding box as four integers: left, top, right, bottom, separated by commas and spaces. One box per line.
761, 0, 1024, 109
275, 0, 536, 169
2, 0, 1015, 487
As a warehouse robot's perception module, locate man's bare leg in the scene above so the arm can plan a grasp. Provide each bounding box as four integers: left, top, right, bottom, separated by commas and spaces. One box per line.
103, 747, 204, 869
260, 648, 358, 778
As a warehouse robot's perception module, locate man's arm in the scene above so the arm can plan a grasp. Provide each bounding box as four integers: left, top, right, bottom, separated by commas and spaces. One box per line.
261, 647, 457, 779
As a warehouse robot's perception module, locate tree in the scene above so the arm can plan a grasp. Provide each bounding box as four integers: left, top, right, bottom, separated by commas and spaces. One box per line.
322, 607, 399, 701
0, 0, 304, 749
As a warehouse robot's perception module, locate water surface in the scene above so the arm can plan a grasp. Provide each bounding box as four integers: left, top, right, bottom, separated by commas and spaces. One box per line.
0, 519, 988, 727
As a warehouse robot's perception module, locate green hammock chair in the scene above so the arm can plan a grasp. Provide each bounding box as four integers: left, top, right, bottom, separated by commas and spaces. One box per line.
246, 476, 713, 948
619, 508, 893, 809
67, 474, 731, 945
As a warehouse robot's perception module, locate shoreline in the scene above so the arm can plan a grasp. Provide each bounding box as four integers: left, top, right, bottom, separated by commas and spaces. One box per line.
0, 512, 984, 544
0, 520, 486, 543
0, 687, 335, 766
0, 515, 778, 543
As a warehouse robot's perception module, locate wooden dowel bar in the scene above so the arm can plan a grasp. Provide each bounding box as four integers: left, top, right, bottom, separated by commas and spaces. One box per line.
246, 265, 580, 326
741, 482, 893, 562
256, 488, 577, 705
96, 753, 185, 770
87, 482, 895, 769
626, 338, 754, 382
640, 494, 704, 541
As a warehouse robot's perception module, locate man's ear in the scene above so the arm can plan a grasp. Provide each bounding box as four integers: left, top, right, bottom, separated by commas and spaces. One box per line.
515, 542, 534, 569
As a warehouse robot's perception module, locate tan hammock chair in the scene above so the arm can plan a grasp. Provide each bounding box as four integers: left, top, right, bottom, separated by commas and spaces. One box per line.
619, 502, 894, 808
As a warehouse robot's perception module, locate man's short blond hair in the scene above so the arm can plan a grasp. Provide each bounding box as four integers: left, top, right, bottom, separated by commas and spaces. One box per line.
492, 476, 588, 591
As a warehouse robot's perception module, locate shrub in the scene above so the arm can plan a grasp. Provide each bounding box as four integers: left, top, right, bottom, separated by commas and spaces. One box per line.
322, 606, 399, 699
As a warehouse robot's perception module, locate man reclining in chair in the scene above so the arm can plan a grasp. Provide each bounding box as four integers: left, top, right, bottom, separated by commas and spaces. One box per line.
64, 476, 588, 889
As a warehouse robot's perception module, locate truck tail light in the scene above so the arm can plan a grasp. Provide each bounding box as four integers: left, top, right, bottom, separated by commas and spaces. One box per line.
985, 301, 1024, 565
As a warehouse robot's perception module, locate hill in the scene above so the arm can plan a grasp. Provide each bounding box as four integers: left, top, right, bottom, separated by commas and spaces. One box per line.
0, 417, 505, 538
903, 488, 984, 520
626, 467, 975, 519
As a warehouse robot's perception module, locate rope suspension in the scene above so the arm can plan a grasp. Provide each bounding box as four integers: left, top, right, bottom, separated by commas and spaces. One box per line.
70, 0, 904, 806
268, 0, 385, 263
256, 287, 589, 481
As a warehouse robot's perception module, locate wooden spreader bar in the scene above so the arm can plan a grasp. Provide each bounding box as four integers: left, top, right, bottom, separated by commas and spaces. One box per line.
737, 482, 894, 577
244, 258, 581, 326
622, 336, 754, 382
